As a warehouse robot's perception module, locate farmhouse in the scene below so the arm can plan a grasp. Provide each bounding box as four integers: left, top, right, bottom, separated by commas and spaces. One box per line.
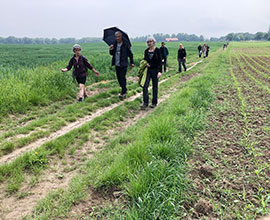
165, 37, 179, 42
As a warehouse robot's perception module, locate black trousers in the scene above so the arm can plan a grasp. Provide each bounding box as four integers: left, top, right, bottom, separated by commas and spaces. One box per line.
143, 68, 158, 106
162, 57, 167, 73
178, 59, 186, 72
115, 66, 127, 95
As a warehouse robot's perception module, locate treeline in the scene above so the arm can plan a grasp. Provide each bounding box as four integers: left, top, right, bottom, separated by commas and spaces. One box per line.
211, 29, 270, 42
132, 33, 205, 42
0, 36, 102, 44
1, 29, 270, 44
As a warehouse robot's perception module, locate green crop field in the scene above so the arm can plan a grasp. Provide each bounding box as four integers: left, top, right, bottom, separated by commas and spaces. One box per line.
0, 41, 269, 219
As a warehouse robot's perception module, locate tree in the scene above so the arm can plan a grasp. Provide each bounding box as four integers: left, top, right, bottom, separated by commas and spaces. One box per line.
254, 32, 265, 40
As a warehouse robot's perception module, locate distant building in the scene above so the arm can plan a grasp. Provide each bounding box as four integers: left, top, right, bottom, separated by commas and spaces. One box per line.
165, 38, 179, 42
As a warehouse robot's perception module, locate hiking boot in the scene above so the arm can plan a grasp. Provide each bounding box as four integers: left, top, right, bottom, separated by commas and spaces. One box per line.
78, 97, 83, 103
150, 104, 157, 109
140, 104, 148, 110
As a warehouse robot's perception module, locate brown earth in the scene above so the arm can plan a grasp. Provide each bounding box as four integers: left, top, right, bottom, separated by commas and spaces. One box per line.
184, 54, 270, 219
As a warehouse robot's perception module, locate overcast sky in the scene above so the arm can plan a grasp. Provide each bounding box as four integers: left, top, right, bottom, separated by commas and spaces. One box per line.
1, 0, 269, 39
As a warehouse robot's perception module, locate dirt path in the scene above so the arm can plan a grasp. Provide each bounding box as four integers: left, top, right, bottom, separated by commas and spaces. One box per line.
0, 60, 202, 166
0, 71, 202, 220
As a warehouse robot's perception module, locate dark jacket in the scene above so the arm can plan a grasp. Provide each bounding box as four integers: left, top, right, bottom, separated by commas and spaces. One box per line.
144, 47, 162, 73
178, 48, 187, 60
110, 40, 134, 67
198, 45, 202, 51
66, 55, 93, 77
160, 46, 169, 59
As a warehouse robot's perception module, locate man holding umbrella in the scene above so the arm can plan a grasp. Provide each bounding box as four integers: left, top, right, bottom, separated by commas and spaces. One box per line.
109, 31, 134, 99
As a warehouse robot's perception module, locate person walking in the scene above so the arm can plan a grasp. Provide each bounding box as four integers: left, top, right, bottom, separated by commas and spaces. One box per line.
198, 44, 202, 57
177, 43, 187, 73
61, 44, 100, 102
202, 43, 207, 58
206, 44, 210, 57
141, 37, 162, 110
160, 42, 169, 73
109, 31, 134, 99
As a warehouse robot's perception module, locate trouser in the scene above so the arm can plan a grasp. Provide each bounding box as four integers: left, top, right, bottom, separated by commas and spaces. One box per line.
204, 51, 207, 58
199, 50, 202, 57
115, 66, 127, 95
143, 68, 158, 106
162, 57, 167, 73
178, 59, 186, 72
206, 51, 209, 57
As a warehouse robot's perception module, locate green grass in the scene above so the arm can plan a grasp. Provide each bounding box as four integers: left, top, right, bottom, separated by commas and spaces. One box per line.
0, 42, 223, 119
24, 48, 225, 219
0, 58, 200, 195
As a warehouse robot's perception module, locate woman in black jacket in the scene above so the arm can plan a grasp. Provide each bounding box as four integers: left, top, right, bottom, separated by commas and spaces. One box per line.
61, 44, 100, 102
141, 37, 162, 110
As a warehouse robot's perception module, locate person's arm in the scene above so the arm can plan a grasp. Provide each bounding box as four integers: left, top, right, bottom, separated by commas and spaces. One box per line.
61, 58, 73, 72
166, 48, 169, 57
109, 44, 115, 55
144, 49, 151, 68
184, 49, 187, 59
157, 49, 162, 73
83, 57, 100, 77
83, 57, 93, 70
127, 46, 134, 67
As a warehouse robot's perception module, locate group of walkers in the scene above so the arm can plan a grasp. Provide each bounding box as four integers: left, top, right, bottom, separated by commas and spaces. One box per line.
61, 32, 210, 110
223, 42, 229, 50
198, 43, 210, 58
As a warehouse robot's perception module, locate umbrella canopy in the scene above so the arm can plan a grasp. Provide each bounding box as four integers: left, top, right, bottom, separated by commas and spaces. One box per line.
103, 27, 132, 47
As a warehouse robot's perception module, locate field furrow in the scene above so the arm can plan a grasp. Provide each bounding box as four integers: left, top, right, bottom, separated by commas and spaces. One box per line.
239, 54, 270, 81
234, 55, 270, 93
184, 49, 270, 219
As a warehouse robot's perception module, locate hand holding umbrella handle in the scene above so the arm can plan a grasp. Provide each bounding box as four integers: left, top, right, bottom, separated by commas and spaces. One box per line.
110, 45, 114, 50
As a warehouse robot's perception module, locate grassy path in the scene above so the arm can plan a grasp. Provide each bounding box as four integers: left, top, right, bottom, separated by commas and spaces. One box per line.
0, 56, 208, 219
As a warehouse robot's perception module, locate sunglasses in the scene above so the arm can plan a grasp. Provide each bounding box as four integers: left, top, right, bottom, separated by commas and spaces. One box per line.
147, 40, 153, 43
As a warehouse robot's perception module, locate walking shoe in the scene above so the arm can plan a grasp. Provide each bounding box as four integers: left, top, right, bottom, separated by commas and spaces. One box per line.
78, 97, 83, 102
150, 104, 157, 109
140, 104, 148, 110
119, 93, 127, 99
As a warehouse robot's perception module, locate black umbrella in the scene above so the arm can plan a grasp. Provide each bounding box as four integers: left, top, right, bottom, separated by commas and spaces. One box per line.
103, 27, 132, 47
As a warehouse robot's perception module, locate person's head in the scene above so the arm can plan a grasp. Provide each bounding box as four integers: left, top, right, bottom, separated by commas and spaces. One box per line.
115, 31, 123, 43
146, 37, 156, 48
179, 43, 183, 49
199, 44, 201, 46
73, 44, 81, 56
161, 42, 165, 47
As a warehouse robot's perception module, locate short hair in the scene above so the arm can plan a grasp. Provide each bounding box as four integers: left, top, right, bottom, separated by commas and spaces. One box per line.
146, 36, 156, 44
115, 31, 123, 37
73, 44, 81, 52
